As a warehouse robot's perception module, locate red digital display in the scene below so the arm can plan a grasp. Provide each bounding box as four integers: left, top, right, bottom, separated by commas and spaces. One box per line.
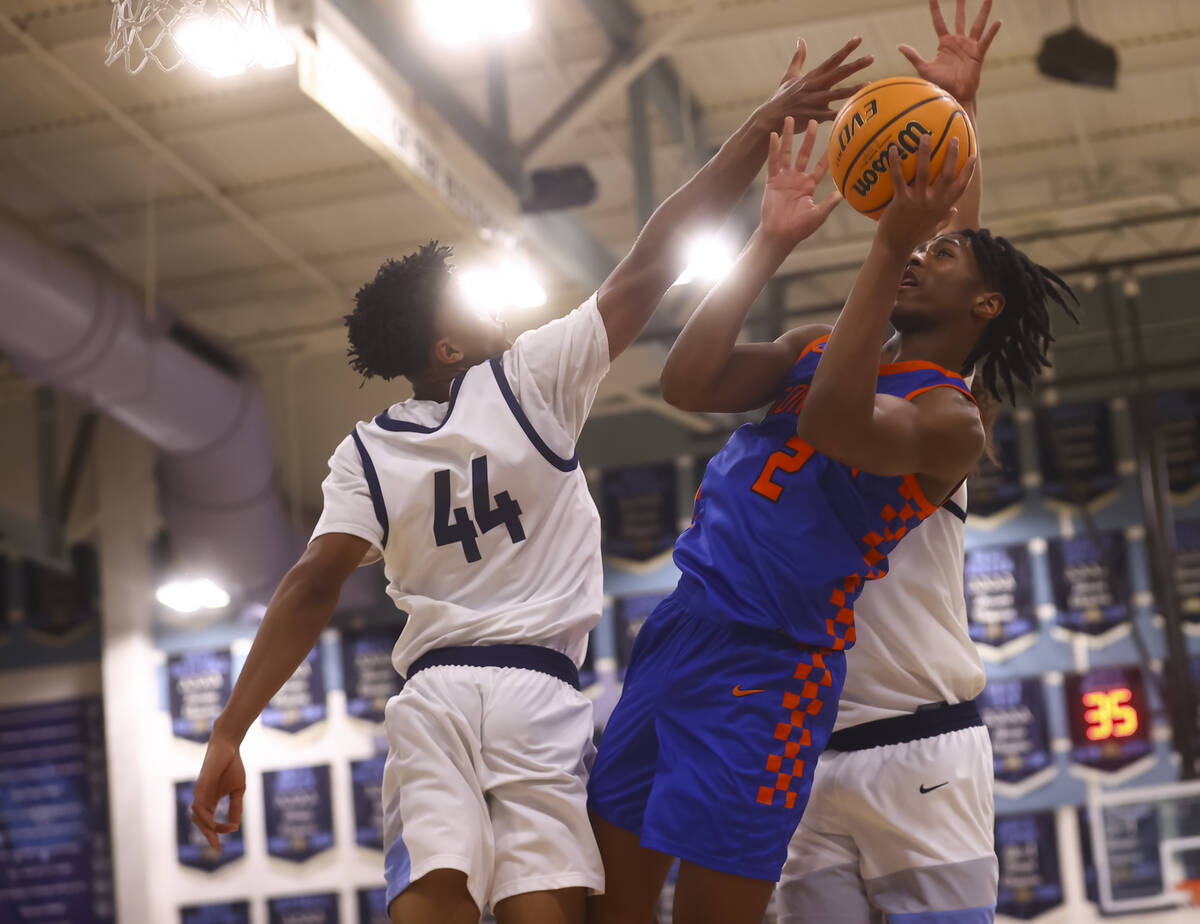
1080, 687, 1139, 741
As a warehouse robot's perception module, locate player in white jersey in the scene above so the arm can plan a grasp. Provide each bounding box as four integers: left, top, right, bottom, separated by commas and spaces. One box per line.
188, 36, 872, 924
778, 4, 1003, 922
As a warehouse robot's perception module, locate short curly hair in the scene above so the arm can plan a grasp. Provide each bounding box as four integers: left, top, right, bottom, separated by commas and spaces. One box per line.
344, 241, 453, 381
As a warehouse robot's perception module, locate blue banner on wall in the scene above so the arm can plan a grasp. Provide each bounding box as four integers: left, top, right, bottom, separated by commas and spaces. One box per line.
351, 756, 385, 850
978, 678, 1051, 784
968, 413, 1023, 517
268, 893, 340, 924
1035, 402, 1118, 504
263, 765, 335, 861
1156, 390, 1200, 497
341, 631, 401, 723
262, 645, 327, 733
615, 593, 668, 678
0, 698, 114, 923
995, 812, 1064, 919
1048, 532, 1131, 635
1176, 518, 1200, 624
964, 543, 1037, 646
602, 463, 678, 560
175, 780, 243, 871
22, 544, 100, 640
1077, 803, 1164, 904
180, 901, 251, 924
357, 888, 389, 924
1064, 666, 1152, 772
168, 649, 232, 743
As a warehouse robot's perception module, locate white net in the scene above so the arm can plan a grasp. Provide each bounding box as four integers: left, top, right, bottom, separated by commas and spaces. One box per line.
106, 0, 286, 76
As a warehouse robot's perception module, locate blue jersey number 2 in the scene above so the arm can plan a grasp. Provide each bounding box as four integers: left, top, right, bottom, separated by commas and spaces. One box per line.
434, 455, 526, 563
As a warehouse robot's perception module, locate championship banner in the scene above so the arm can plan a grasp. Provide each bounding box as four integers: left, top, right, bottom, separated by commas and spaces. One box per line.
1155, 390, 1200, 497
995, 812, 1064, 919
262, 645, 327, 733
168, 649, 232, 743
601, 463, 678, 561
0, 698, 114, 923
267, 893, 340, 924
263, 765, 335, 861
341, 631, 401, 723
1034, 401, 1118, 505
357, 888, 389, 924
964, 543, 1037, 646
351, 756, 386, 850
978, 678, 1051, 784
615, 593, 668, 678
21, 544, 100, 640
180, 901, 251, 924
175, 780, 243, 871
1175, 518, 1200, 623
1077, 804, 1164, 904
1064, 666, 1152, 772
1048, 532, 1131, 635
967, 412, 1023, 516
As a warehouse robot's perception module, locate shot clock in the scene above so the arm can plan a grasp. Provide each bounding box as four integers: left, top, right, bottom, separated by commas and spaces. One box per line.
1064, 667, 1152, 772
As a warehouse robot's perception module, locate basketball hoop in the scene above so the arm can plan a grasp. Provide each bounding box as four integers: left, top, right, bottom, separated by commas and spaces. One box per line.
106, 0, 294, 76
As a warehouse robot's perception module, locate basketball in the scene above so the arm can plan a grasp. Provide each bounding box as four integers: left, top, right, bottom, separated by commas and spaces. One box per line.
828, 76, 976, 219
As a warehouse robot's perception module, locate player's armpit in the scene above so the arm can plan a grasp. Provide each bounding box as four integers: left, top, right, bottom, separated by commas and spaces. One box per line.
798, 386, 984, 485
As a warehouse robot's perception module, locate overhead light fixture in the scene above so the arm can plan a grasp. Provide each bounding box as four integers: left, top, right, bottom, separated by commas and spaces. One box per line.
673, 234, 737, 287
457, 259, 547, 318
173, 10, 295, 77
1036, 2, 1117, 89
156, 578, 231, 614
417, 0, 532, 45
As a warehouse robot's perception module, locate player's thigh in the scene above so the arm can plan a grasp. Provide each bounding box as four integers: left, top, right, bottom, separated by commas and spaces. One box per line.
383, 673, 494, 911
585, 813, 674, 924
388, 868, 479, 924
777, 818, 872, 924
493, 887, 586, 924
670, 860, 775, 924
853, 726, 997, 918
481, 669, 604, 906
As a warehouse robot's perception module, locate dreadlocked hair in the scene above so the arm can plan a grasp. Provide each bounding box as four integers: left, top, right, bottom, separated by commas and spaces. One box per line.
344, 241, 453, 381
958, 228, 1079, 404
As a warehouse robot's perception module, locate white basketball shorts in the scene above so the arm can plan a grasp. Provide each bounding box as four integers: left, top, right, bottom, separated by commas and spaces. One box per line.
381, 663, 604, 911
777, 712, 997, 923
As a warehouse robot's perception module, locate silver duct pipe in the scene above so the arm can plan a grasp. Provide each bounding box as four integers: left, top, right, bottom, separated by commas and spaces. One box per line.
0, 211, 303, 602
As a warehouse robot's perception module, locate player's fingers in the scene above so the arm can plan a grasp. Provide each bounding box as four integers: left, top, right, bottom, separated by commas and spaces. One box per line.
822, 55, 875, 88
955, 0, 966, 34
978, 19, 1002, 56
886, 144, 906, 196
821, 82, 869, 104
914, 133, 932, 193
934, 138, 962, 193
816, 188, 843, 220
810, 150, 830, 185
768, 131, 781, 178
190, 805, 220, 851
897, 44, 927, 70
782, 37, 807, 80
929, 0, 949, 36
810, 35, 863, 80
227, 789, 243, 828
779, 116, 795, 169
795, 119, 818, 173
949, 154, 977, 200
969, 0, 993, 39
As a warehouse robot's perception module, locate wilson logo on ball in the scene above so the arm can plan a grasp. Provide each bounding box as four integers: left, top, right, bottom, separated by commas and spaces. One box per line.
849, 120, 931, 198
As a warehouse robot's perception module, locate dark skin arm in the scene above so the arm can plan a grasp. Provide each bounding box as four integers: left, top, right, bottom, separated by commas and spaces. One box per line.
597, 37, 872, 360
660, 117, 840, 412
190, 531, 371, 850
795, 134, 982, 502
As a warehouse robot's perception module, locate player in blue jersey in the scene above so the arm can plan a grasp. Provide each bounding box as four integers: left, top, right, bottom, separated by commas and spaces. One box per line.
587, 104, 1077, 922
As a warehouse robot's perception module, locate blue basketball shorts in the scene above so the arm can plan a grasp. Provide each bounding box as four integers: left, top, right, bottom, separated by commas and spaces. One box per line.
588, 580, 847, 882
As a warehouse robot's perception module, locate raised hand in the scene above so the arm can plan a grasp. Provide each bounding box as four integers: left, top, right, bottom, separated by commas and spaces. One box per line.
898, 0, 1002, 105
877, 134, 976, 251
761, 117, 842, 244
190, 733, 246, 852
759, 36, 874, 128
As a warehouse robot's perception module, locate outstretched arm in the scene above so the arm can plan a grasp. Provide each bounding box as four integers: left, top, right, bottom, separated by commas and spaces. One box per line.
898, 0, 1002, 231
796, 136, 982, 488
660, 117, 841, 412
597, 37, 872, 360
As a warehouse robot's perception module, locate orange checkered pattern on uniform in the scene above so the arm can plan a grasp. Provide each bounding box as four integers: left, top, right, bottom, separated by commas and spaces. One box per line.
756, 651, 835, 809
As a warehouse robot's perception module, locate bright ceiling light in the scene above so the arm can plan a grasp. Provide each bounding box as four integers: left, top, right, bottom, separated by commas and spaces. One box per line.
173, 11, 295, 78
673, 234, 737, 287
417, 0, 532, 45
458, 259, 547, 319
156, 578, 231, 614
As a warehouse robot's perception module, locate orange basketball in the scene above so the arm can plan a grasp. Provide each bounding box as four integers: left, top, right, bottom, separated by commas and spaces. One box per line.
828, 77, 975, 220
